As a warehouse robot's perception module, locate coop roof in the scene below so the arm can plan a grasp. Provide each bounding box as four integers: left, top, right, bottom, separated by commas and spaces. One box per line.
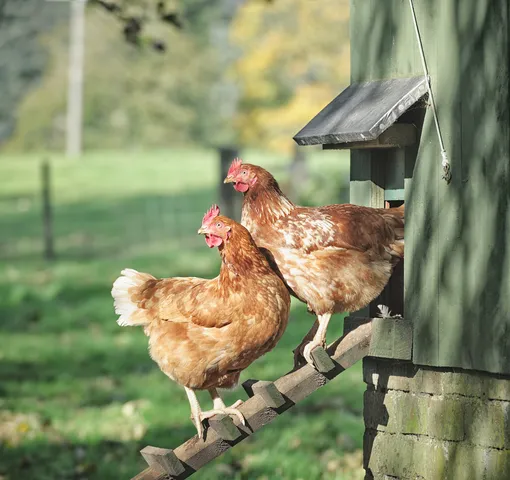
293, 76, 428, 146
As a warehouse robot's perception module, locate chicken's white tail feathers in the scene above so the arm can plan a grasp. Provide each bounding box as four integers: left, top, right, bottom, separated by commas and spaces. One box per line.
112, 268, 156, 327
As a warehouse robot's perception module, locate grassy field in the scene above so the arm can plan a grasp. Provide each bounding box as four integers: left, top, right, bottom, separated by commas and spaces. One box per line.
0, 148, 365, 480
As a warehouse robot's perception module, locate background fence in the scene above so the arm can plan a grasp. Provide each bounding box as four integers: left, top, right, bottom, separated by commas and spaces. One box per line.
0, 148, 350, 263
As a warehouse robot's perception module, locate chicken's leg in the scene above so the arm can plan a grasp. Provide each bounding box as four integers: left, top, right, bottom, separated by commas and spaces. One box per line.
185, 386, 245, 439
185, 386, 206, 439
303, 313, 332, 367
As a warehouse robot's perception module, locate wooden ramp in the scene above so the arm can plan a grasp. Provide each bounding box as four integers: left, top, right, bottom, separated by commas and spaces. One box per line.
132, 318, 373, 480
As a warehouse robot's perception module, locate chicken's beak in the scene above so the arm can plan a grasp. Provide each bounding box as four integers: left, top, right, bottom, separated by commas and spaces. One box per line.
197, 226, 207, 235
223, 175, 235, 184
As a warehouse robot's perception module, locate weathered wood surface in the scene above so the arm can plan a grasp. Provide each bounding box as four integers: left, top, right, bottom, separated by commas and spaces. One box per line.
323, 124, 417, 150
132, 319, 373, 480
293, 77, 427, 146
350, 0, 510, 375
41, 160, 55, 261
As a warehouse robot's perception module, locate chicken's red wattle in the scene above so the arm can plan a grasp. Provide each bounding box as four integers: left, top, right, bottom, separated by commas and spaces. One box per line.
205, 234, 223, 248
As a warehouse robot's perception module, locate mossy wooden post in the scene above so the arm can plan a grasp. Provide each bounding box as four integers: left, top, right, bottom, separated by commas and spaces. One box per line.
287, 143, 308, 203
218, 146, 240, 221
41, 159, 55, 260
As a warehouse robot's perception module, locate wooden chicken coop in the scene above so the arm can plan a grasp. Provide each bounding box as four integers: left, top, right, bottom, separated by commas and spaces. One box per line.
294, 0, 510, 478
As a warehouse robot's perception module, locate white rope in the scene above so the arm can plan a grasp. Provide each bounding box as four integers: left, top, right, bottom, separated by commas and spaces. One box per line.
408, 0, 451, 184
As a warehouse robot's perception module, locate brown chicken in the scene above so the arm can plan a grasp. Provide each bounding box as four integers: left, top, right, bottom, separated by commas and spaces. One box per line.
111, 205, 290, 438
224, 159, 404, 368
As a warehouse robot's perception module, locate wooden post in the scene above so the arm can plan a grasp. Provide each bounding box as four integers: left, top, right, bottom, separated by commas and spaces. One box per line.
288, 143, 308, 203
218, 146, 240, 221
41, 160, 55, 261
66, 0, 86, 158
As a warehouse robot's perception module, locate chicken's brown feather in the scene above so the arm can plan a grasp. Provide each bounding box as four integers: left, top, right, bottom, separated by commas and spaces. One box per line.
237, 163, 404, 316
112, 216, 290, 391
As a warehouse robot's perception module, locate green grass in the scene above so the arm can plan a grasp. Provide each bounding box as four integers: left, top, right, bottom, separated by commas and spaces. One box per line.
0, 148, 364, 480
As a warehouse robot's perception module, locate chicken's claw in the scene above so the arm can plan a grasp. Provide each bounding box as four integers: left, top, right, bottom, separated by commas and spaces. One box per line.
199, 404, 246, 426
190, 411, 205, 439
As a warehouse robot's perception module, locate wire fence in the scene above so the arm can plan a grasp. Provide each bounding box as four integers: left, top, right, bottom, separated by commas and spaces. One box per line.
0, 191, 208, 262
0, 150, 350, 263
0, 160, 217, 262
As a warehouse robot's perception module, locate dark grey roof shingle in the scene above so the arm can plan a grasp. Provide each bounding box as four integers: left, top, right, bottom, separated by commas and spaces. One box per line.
293, 76, 428, 146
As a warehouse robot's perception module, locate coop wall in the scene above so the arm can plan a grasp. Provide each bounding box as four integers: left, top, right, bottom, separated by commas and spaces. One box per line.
362, 358, 510, 480
350, 0, 510, 375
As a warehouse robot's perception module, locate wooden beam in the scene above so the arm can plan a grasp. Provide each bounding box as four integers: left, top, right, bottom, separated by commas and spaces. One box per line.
323, 124, 417, 150
344, 315, 412, 360
370, 317, 412, 360
243, 380, 286, 409
41, 160, 55, 261
132, 321, 373, 479
132, 467, 168, 480
140, 446, 185, 477
384, 189, 405, 201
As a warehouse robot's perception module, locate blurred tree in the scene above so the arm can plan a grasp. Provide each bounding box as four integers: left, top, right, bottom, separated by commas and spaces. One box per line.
0, 0, 234, 151
6, 6, 224, 151
230, 0, 350, 152
0, 0, 68, 145
5, 0, 249, 152
2, 0, 351, 153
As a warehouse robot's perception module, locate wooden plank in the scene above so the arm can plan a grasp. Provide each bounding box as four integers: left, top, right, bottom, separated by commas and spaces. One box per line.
208, 414, 242, 442
343, 316, 411, 360
402, 0, 440, 368
132, 467, 168, 480
309, 346, 336, 373
243, 380, 286, 409
133, 322, 372, 479
384, 189, 405, 201
140, 446, 185, 476
434, 0, 464, 370
370, 317, 412, 361
323, 124, 417, 150
294, 78, 426, 146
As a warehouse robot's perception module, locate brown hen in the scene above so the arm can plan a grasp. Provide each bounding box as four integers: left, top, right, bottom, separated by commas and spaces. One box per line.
224, 159, 404, 368
111, 205, 290, 438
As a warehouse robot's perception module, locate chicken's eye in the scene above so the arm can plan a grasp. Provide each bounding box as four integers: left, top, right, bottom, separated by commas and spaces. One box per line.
242, 170, 247, 176
216, 222, 222, 228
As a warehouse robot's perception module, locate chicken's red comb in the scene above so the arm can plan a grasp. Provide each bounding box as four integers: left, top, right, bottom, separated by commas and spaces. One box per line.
202, 204, 220, 225
227, 157, 243, 177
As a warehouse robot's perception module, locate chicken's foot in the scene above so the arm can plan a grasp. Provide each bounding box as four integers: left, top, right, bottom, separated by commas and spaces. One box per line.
200, 388, 245, 425
184, 387, 245, 439
303, 313, 332, 367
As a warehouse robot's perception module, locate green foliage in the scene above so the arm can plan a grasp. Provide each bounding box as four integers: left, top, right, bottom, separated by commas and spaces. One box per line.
297, 149, 351, 207
3, 0, 351, 154
7, 6, 224, 152
0, 148, 361, 479
231, 0, 350, 153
